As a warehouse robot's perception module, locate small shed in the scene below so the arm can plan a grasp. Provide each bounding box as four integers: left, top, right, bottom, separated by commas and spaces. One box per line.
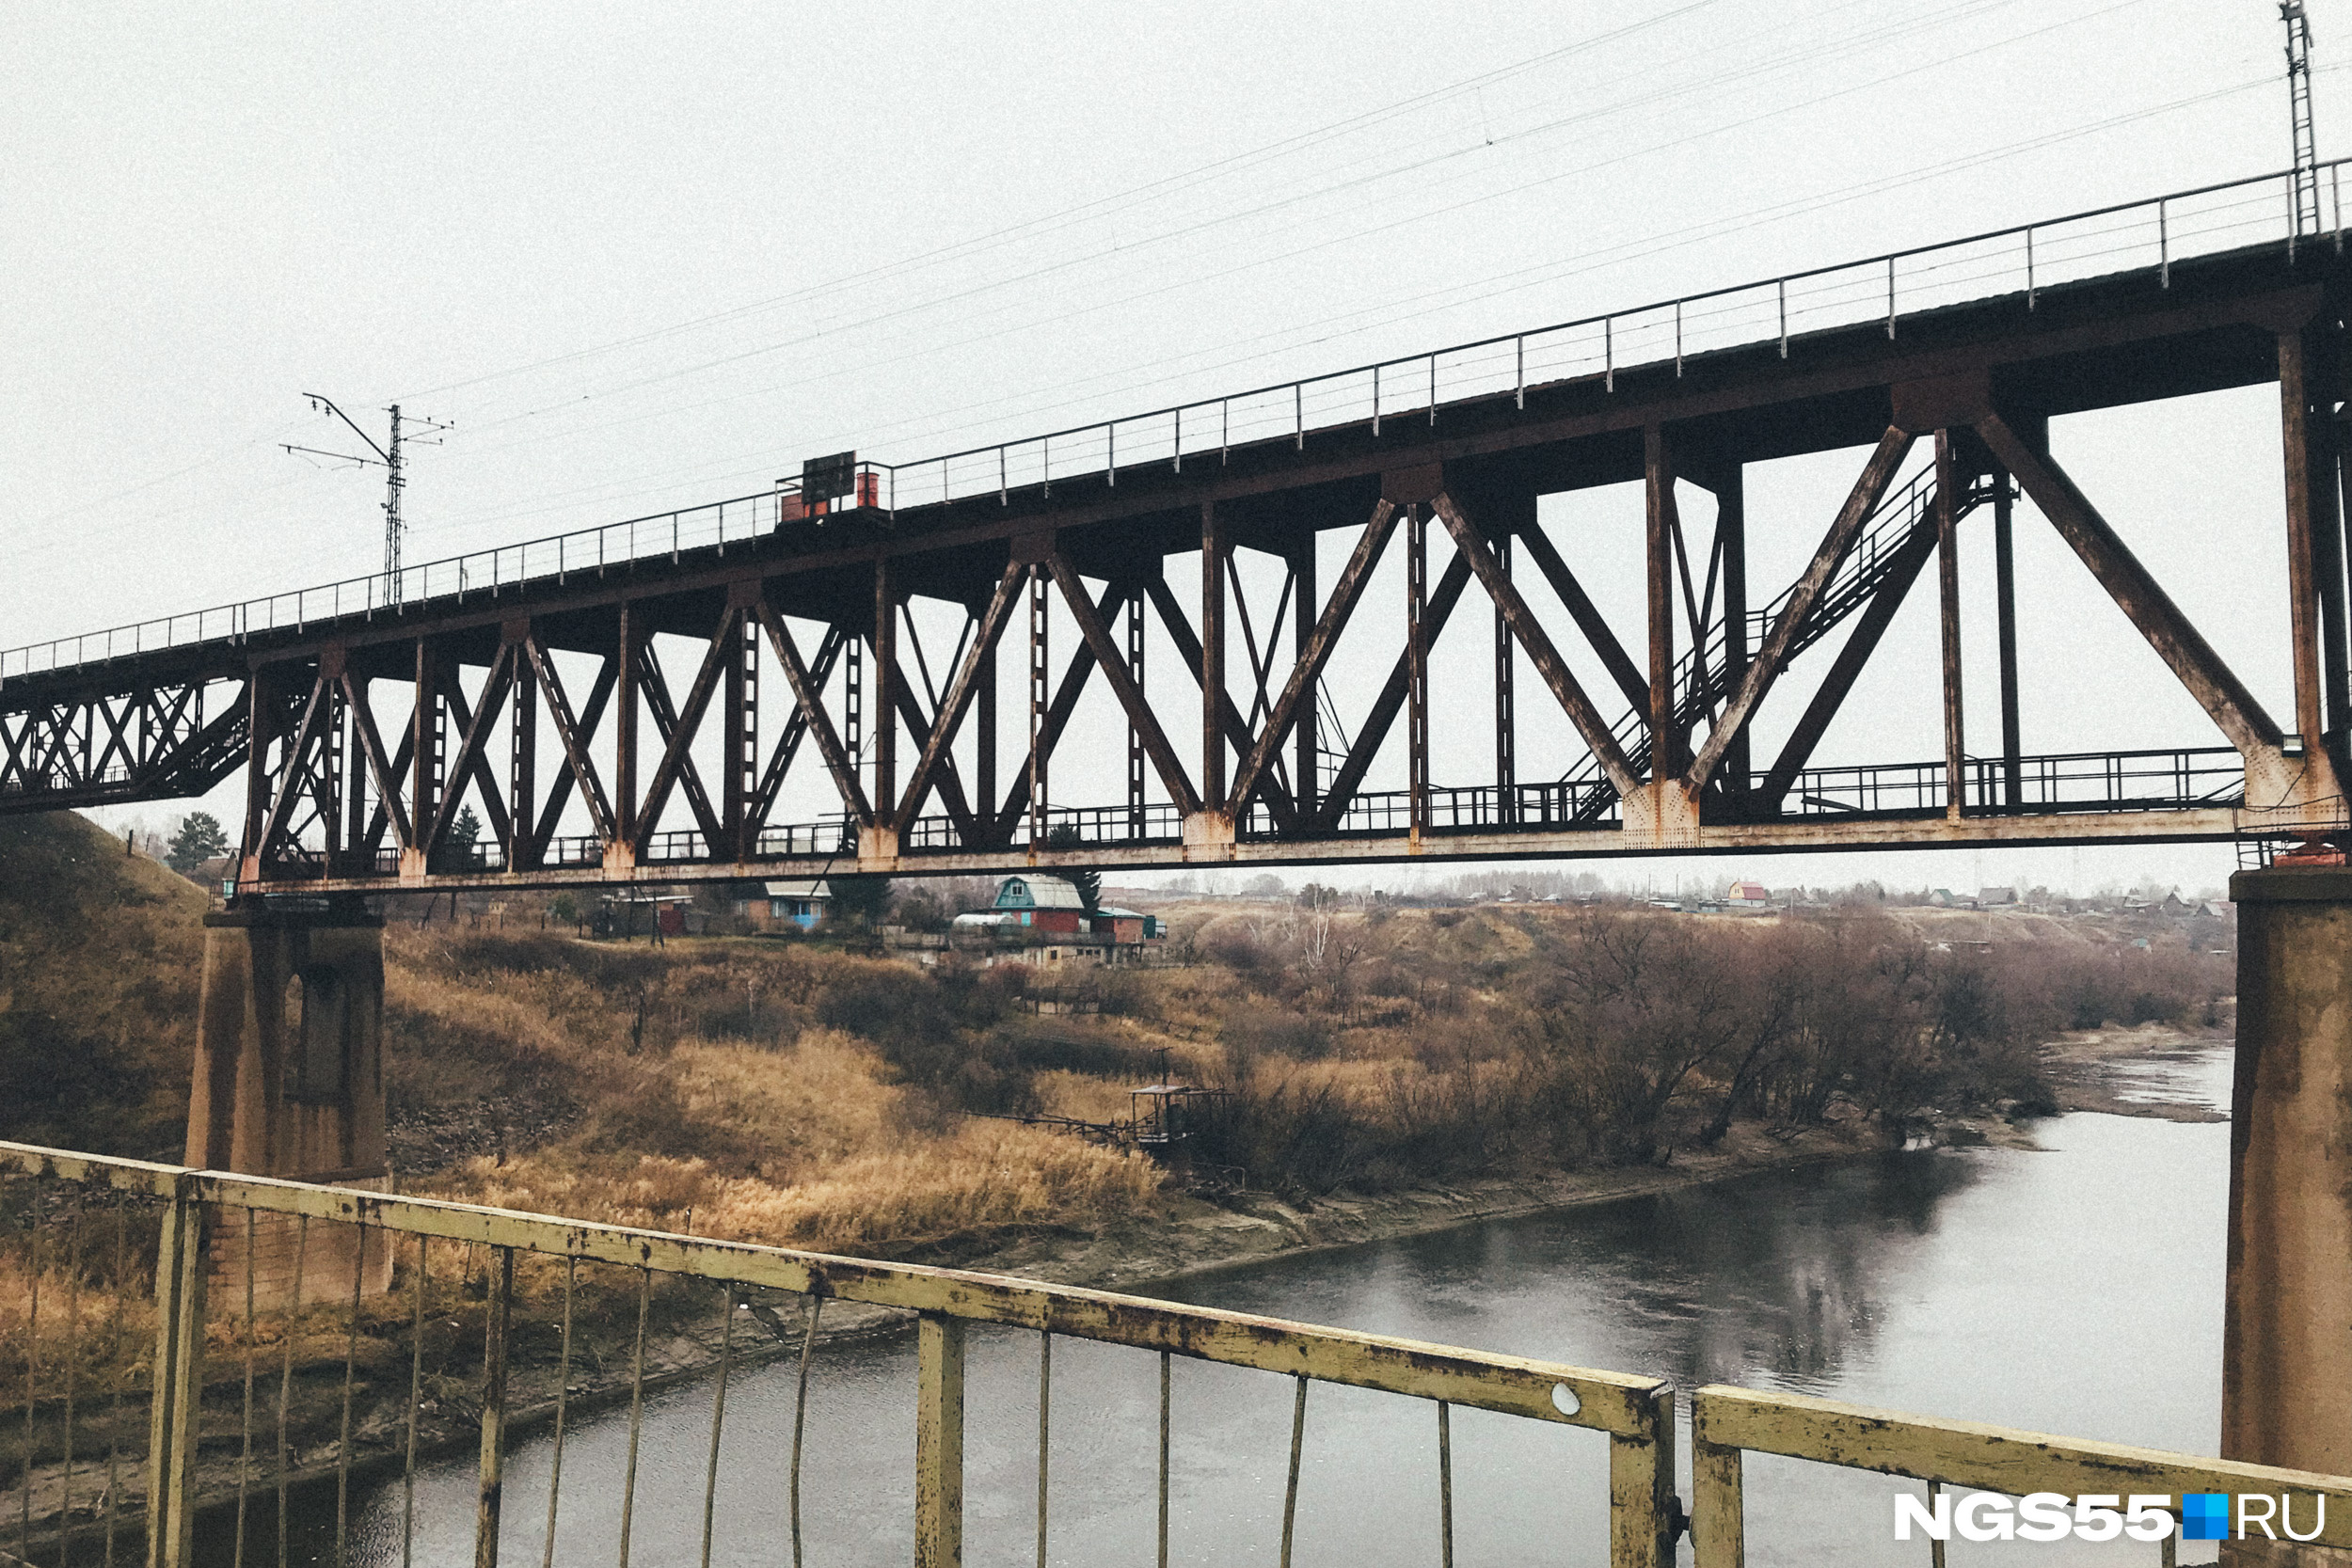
992, 874, 1087, 936
765, 879, 834, 931
1087, 905, 1156, 944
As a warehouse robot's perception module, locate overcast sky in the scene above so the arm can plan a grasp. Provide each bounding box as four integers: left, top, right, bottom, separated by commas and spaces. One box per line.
8, 1, 2343, 897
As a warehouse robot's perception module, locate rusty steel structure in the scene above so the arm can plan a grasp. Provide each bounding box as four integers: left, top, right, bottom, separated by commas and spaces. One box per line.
8, 163, 2352, 895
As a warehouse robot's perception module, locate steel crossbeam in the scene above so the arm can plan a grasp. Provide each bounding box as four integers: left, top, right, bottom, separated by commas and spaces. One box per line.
6, 222, 2351, 890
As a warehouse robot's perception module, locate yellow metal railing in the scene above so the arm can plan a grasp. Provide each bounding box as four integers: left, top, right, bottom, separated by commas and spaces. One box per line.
1690, 1386, 2352, 1564
0, 1142, 1677, 1568
15, 1138, 2352, 1568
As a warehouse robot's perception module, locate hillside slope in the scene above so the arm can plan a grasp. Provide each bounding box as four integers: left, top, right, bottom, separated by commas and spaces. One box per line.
0, 811, 206, 1156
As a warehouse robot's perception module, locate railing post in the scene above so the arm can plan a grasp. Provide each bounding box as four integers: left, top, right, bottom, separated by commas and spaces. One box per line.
476, 1246, 515, 1568
1689, 1392, 1745, 1568
1608, 1385, 1678, 1568
145, 1176, 210, 1568
916, 1312, 966, 1568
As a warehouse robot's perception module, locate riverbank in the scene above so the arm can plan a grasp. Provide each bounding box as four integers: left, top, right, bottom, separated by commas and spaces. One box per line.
21, 1022, 2218, 1547
2042, 1019, 2233, 1122
16, 1111, 1890, 1546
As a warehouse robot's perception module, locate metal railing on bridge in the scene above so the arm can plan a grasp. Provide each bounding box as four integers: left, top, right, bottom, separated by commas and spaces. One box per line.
8, 1140, 2352, 1568
5, 158, 2345, 689
256, 743, 2246, 883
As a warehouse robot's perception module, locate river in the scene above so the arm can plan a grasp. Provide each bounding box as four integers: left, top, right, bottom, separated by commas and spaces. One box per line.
219, 1049, 2237, 1567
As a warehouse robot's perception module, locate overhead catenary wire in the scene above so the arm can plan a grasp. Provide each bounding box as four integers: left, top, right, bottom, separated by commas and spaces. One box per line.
415, 0, 2055, 447
385, 0, 1742, 407
388, 66, 2260, 552
0, 0, 2303, 624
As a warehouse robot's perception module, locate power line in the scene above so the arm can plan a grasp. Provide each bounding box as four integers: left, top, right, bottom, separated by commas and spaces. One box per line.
430, 0, 2030, 445
282, 396, 450, 579
386, 0, 1737, 407
395, 72, 2268, 549
405, 0, 2171, 517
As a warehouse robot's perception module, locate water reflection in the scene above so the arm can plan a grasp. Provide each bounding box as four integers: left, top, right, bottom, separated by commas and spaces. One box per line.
209, 1105, 2232, 1567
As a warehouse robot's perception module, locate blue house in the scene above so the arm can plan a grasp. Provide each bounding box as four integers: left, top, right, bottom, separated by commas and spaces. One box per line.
763, 879, 833, 931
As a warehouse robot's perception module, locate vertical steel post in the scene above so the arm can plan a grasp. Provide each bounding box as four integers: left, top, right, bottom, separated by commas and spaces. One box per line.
320, 677, 347, 873
1644, 427, 1677, 779
723, 608, 747, 860
1201, 502, 1227, 809
1406, 503, 1429, 846
1494, 531, 1516, 824
346, 673, 371, 866
1717, 467, 1750, 794
873, 560, 898, 814
1027, 568, 1048, 847
914, 1313, 966, 1568
414, 641, 442, 857
1688, 1397, 1745, 1568
1293, 540, 1317, 820
1993, 472, 2024, 807
613, 608, 639, 851
2294, 325, 2351, 744
1127, 591, 1147, 835
474, 1248, 514, 1568
1934, 431, 1966, 818
145, 1180, 208, 1568
1607, 1386, 1677, 1568
240, 673, 272, 880
843, 634, 865, 806
509, 632, 538, 870
977, 624, 997, 832
2281, 329, 2331, 754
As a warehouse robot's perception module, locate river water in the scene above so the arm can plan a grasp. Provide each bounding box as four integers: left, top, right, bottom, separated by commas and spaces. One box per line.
222, 1049, 2238, 1567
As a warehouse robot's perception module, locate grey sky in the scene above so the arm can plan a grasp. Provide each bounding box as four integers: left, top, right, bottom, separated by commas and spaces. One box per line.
7, 2, 2335, 896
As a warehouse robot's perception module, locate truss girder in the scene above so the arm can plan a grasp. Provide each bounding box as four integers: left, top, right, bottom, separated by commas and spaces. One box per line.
7, 249, 2348, 886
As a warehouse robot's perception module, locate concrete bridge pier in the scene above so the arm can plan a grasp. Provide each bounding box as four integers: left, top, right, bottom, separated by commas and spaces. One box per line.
185, 903, 392, 1307
2224, 867, 2352, 1563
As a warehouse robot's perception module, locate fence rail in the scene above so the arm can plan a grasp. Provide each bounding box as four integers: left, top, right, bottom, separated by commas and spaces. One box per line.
9, 1140, 2352, 1567
0, 1141, 1677, 1568
7, 160, 2346, 688
1689, 1385, 2352, 1563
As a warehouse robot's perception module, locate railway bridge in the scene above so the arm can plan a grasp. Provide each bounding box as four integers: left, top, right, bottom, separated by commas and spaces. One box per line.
10, 160, 2352, 1533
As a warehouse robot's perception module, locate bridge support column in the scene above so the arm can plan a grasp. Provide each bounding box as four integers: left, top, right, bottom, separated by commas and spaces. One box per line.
186, 904, 391, 1308
2223, 867, 2352, 1527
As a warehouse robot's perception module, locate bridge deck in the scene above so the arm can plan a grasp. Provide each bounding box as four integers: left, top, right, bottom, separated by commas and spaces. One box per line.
6, 162, 2348, 887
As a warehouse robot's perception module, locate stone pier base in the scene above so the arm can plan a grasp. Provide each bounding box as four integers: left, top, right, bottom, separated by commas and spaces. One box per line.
185, 904, 392, 1307
2221, 867, 2352, 1566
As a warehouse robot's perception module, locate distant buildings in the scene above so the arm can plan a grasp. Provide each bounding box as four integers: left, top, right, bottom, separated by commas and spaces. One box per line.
952, 875, 1165, 966
764, 879, 833, 931
727, 879, 833, 931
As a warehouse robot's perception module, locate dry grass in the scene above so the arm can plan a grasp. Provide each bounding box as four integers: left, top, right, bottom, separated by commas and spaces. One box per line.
1030, 1069, 1135, 1124
435, 1119, 1158, 1255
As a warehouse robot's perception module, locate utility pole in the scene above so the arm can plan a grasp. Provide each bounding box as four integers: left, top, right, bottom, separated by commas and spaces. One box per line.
284, 396, 449, 594
2284, 0, 2321, 237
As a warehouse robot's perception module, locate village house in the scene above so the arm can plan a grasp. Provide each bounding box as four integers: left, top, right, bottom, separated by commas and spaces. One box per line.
726, 879, 834, 931
949, 876, 1167, 967
765, 879, 833, 931
980, 874, 1088, 934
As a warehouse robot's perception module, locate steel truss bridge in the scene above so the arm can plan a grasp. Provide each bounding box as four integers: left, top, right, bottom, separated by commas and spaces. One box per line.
8, 163, 2352, 893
